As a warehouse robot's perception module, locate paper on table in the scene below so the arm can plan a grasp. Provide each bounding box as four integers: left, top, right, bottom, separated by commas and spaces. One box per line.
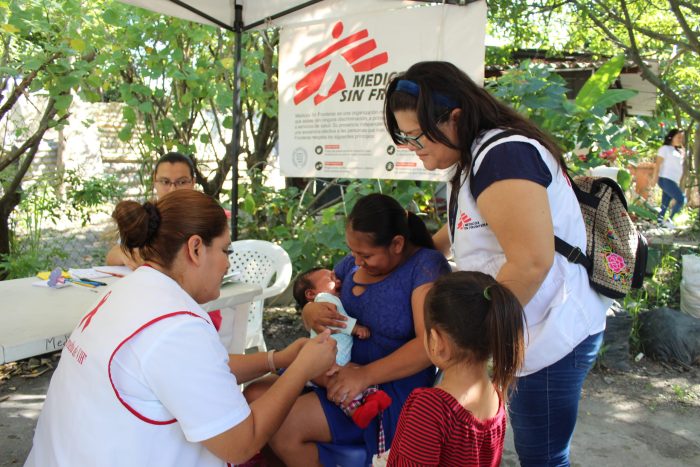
33, 280, 100, 293
68, 268, 112, 279
32, 280, 70, 289
92, 265, 133, 278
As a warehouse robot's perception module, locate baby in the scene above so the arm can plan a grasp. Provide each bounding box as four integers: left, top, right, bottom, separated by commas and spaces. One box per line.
293, 268, 391, 428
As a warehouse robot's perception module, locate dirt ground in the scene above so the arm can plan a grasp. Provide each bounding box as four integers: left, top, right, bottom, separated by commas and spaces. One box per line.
2, 308, 699, 466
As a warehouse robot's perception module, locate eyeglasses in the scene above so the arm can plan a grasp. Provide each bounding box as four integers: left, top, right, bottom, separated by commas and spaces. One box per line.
393, 110, 454, 151
394, 131, 426, 150
155, 178, 193, 188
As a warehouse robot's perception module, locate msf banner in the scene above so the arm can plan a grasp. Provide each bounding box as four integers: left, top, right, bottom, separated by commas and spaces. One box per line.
279, 1, 487, 181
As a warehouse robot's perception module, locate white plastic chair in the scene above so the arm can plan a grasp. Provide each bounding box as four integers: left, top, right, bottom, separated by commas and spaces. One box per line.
225, 239, 292, 351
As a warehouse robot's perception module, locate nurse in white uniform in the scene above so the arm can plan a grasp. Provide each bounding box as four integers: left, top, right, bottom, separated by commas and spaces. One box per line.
26, 189, 337, 467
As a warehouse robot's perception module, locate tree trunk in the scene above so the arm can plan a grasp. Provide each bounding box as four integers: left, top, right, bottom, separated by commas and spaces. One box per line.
0, 100, 58, 277
0, 146, 38, 273
0, 189, 21, 279
693, 123, 700, 227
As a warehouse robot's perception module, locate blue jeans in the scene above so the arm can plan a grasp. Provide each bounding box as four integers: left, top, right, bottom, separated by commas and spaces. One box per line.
508, 332, 604, 467
657, 177, 685, 220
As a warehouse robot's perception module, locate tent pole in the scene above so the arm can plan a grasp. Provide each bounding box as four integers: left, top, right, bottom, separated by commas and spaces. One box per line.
243, 0, 324, 31
231, 2, 243, 241
165, 0, 234, 31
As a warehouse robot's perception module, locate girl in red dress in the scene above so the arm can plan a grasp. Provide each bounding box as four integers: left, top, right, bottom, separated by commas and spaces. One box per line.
387, 271, 525, 467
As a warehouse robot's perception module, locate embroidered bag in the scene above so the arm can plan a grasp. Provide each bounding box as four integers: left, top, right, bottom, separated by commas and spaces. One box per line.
451, 130, 647, 299
555, 174, 647, 298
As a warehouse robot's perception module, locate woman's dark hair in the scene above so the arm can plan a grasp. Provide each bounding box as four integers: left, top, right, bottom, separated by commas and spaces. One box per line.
384, 61, 566, 194
113, 190, 227, 268
154, 151, 196, 178
663, 129, 683, 147
293, 267, 324, 309
425, 271, 525, 400
347, 193, 435, 250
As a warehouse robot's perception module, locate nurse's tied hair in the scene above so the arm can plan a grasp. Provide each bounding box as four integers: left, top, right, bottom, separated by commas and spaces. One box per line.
113, 190, 227, 268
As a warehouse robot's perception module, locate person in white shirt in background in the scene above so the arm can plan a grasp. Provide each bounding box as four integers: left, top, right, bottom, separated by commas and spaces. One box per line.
653, 129, 686, 229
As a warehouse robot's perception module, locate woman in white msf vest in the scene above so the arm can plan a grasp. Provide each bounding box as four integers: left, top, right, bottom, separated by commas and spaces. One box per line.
384, 62, 610, 467
26, 190, 337, 467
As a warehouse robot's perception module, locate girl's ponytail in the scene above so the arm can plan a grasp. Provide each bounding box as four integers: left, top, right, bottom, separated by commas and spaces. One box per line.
484, 283, 525, 400
425, 271, 525, 401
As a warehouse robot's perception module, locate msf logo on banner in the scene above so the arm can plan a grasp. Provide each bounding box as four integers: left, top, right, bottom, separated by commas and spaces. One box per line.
294, 21, 388, 106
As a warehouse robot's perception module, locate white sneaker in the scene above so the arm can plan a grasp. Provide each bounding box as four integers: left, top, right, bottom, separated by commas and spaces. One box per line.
661, 219, 676, 229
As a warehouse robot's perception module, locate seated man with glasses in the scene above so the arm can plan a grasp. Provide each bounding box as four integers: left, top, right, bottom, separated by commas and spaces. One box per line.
105, 152, 196, 268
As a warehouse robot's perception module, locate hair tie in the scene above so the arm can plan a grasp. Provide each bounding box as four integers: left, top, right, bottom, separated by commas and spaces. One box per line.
395, 79, 459, 109
143, 202, 161, 245
483, 286, 492, 301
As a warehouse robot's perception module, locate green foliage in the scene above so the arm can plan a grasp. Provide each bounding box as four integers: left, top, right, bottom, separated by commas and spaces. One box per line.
687, 207, 700, 232
0, 0, 105, 122
616, 169, 632, 191
486, 2, 699, 223
0, 0, 114, 265
624, 248, 690, 350
236, 181, 346, 274
0, 175, 67, 278
628, 198, 658, 222
0, 240, 68, 280
487, 57, 630, 159
0, 0, 280, 275
0, 171, 124, 278
486, 0, 700, 123
486, 57, 670, 184
13, 176, 63, 244
98, 4, 279, 198
63, 170, 126, 225
574, 55, 635, 114
638, 252, 683, 310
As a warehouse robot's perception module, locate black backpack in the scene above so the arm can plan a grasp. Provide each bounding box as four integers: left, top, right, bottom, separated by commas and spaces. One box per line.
452, 130, 648, 299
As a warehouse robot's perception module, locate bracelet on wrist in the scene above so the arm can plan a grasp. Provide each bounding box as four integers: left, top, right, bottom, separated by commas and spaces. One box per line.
267, 349, 276, 373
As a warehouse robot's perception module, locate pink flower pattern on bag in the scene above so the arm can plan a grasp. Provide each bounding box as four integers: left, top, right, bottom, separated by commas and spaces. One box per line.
606, 252, 626, 274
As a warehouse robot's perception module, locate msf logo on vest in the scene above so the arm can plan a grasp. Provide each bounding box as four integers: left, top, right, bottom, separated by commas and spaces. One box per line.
457, 211, 472, 230
294, 21, 388, 106
457, 210, 484, 231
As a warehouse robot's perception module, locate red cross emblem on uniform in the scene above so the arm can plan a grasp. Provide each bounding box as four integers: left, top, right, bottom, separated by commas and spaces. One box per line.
79, 291, 112, 332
